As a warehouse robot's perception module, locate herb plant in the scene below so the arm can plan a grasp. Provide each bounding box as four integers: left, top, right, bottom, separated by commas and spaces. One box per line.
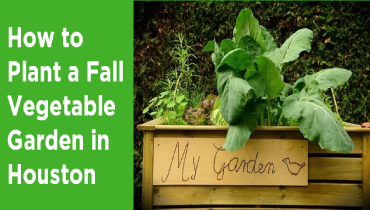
170, 33, 198, 104
203, 8, 353, 153
143, 33, 198, 125
143, 89, 187, 125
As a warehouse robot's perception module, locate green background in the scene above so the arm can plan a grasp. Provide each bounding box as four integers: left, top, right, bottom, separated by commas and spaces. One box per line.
0, 1, 133, 209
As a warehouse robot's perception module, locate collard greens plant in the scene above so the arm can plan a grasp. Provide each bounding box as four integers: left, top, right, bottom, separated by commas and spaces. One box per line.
203, 8, 353, 153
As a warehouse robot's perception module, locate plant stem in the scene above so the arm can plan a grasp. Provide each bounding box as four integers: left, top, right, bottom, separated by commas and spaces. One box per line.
261, 114, 265, 126
173, 72, 182, 101
188, 76, 191, 103
267, 99, 271, 126
277, 113, 284, 126
331, 87, 339, 115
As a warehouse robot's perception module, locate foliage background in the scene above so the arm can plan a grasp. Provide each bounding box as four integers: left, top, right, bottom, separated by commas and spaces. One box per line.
134, 1, 370, 208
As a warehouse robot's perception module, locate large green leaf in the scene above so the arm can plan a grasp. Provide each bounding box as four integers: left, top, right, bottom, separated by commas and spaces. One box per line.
293, 77, 306, 92
304, 68, 352, 91
281, 83, 293, 97
238, 35, 262, 59
244, 62, 258, 80
217, 67, 255, 124
212, 41, 223, 68
283, 81, 354, 153
255, 56, 285, 99
264, 28, 313, 69
202, 40, 215, 52
279, 28, 313, 63
222, 110, 257, 151
235, 8, 265, 51
247, 74, 266, 98
263, 48, 283, 69
220, 39, 235, 54
260, 25, 277, 52
219, 48, 252, 71
210, 97, 228, 126
253, 98, 265, 117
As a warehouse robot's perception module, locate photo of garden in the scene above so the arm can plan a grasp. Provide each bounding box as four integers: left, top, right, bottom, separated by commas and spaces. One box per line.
134, 2, 370, 209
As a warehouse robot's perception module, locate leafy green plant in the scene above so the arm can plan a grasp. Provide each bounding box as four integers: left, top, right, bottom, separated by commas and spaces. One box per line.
143, 89, 187, 125
170, 33, 199, 103
187, 84, 205, 108
135, 3, 370, 208
210, 96, 229, 126
143, 33, 199, 125
203, 8, 353, 153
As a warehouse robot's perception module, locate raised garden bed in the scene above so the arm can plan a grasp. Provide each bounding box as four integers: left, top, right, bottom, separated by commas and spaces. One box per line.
138, 120, 370, 210
137, 7, 370, 210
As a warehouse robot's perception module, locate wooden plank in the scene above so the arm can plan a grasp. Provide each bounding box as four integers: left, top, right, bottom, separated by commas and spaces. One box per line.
345, 127, 370, 133
142, 131, 154, 210
154, 130, 228, 138
137, 119, 159, 130
251, 131, 305, 139
154, 131, 363, 154
308, 133, 362, 154
363, 133, 370, 210
153, 138, 308, 186
153, 184, 362, 207
154, 125, 229, 131
138, 119, 370, 132
154, 130, 305, 139
308, 157, 362, 180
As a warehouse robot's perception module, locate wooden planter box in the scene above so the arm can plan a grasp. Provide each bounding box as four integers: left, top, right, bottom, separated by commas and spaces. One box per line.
138, 120, 370, 210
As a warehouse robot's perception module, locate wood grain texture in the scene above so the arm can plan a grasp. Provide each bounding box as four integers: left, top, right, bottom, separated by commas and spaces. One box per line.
153, 138, 308, 186
363, 133, 370, 210
308, 133, 362, 154
137, 119, 159, 130
138, 119, 370, 132
308, 157, 362, 180
138, 124, 368, 209
153, 130, 363, 154
142, 131, 154, 210
153, 184, 362, 207
154, 130, 305, 140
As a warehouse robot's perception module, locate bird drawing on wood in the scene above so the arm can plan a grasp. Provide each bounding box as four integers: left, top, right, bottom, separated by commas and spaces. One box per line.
282, 157, 306, 175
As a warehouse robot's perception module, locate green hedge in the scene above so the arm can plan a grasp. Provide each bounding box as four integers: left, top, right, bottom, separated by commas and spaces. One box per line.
134, 1, 370, 208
